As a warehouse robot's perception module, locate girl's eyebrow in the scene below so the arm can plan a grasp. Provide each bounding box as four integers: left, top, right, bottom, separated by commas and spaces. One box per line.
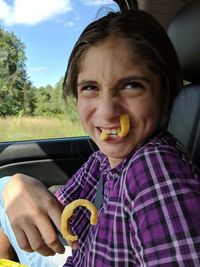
115, 75, 152, 86
77, 75, 152, 88
77, 80, 98, 87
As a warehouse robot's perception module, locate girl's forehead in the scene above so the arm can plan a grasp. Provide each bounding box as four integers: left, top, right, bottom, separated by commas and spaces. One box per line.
86, 37, 133, 54
78, 37, 142, 70
77, 40, 161, 88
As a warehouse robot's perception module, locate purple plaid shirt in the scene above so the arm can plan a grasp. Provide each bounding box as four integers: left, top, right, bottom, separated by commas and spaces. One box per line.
55, 131, 200, 266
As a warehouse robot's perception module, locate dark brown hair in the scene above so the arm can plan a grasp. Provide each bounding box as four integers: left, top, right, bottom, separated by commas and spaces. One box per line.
63, 9, 182, 127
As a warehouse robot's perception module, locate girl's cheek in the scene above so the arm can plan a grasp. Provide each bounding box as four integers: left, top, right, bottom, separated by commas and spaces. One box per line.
77, 101, 92, 127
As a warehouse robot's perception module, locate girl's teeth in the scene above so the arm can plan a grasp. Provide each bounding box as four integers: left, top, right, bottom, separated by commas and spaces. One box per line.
111, 130, 118, 135
102, 128, 121, 135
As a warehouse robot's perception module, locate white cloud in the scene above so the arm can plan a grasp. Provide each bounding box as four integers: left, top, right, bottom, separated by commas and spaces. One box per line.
28, 66, 48, 75
81, 0, 113, 6
64, 21, 74, 27
0, 0, 72, 25
0, 1, 10, 20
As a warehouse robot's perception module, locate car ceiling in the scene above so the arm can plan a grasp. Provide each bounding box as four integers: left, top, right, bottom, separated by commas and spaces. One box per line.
114, 0, 191, 29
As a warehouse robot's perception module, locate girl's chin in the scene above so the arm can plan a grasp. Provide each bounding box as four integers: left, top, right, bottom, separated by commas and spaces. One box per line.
92, 132, 137, 156
99, 143, 133, 159
97, 132, 128, 143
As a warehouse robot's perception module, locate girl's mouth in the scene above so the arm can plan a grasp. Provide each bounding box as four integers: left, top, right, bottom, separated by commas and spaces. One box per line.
100, 128, 121, 141
99, 114, 130, 140
100, 127, 121, 136
98, 127, 122, 142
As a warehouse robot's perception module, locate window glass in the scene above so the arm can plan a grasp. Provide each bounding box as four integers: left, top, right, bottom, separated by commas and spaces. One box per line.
0, 0, 119, 142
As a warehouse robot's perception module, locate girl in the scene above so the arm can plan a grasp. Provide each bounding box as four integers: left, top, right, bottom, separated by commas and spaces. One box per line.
1, 9, 200, 267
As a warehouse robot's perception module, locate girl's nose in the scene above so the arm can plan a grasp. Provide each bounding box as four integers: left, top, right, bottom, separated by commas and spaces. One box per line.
97, 93, 119, 120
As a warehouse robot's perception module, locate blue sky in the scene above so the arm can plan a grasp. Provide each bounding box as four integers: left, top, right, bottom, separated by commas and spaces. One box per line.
0, 0, 118, 88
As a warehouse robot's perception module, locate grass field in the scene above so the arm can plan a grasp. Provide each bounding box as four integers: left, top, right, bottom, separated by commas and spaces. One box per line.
0, 116, 86, 142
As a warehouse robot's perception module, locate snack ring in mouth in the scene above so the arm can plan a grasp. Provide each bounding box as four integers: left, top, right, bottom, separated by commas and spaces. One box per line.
100, 114, 130, 140
117, 114, 130, 137
61, 199, 98, 241
100, 131, 109, 141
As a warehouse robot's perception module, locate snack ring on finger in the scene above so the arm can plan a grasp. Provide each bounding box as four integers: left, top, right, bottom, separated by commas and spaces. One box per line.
61, 199, 98, 241
118, 114, 130, 137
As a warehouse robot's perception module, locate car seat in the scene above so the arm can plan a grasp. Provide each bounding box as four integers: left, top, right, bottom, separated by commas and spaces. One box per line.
167, 1, 200, 168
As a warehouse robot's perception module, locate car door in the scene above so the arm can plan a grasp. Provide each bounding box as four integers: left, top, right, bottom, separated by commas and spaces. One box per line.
0, 137, 97, 188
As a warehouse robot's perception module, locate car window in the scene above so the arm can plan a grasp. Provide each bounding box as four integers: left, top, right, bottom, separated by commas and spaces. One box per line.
0, 0, 119, 142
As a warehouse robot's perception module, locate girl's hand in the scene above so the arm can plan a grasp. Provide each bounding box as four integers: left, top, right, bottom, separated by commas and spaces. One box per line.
2, 173, 65, 256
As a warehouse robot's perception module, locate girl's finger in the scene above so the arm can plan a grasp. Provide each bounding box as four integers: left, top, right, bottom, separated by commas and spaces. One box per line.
37, 215, 65, 254
14, 228, 33, 253
24, 224, 56, 256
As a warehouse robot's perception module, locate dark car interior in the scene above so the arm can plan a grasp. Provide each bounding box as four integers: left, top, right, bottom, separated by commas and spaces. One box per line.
167, 0, 200, 167
0, 0, 199, 190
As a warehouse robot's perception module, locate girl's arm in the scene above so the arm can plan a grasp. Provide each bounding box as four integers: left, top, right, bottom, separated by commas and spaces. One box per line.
127, 146, 200, 265
2, 173, 65, 256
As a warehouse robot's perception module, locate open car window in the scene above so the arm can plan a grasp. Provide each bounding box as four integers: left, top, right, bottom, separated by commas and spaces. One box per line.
0, 0, 119, 142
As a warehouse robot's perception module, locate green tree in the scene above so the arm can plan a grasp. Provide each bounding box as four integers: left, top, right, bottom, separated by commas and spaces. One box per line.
33, 77, 79, 121
34, 84, 55, 115
53, 77, 79, 121
0, 27, 34, 116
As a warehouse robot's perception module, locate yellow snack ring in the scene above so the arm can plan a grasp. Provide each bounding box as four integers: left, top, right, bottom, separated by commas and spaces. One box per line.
118, 114, 130, 137
61, 199, 98, 242
0, 258, 27, 267
100, 131, 109, 141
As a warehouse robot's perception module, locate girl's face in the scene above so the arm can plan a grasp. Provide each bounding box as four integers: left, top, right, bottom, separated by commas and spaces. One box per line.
77, 37, 162, 168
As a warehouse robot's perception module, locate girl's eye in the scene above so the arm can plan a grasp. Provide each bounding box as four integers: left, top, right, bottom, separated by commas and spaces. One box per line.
78, 85, 99, 97
81, 85, 97, 91
124, 81, 144, 90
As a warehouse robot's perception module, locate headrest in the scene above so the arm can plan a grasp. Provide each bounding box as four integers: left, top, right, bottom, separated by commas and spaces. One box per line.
167, 1, 200, 83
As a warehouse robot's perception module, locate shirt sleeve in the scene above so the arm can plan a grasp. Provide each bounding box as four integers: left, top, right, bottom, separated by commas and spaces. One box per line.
126, 145, 200, 266
54, 152, 100, 206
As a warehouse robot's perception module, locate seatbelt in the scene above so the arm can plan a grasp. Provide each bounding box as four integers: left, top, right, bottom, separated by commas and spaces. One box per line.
93, 176, 104, 210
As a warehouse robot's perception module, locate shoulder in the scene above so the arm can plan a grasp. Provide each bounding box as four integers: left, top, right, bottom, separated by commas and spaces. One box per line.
55, 150, 105, 204
73, 150, 108, 184
80, 150, 105, 170
124, 131, 200, 206
126, 131, 199, 181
